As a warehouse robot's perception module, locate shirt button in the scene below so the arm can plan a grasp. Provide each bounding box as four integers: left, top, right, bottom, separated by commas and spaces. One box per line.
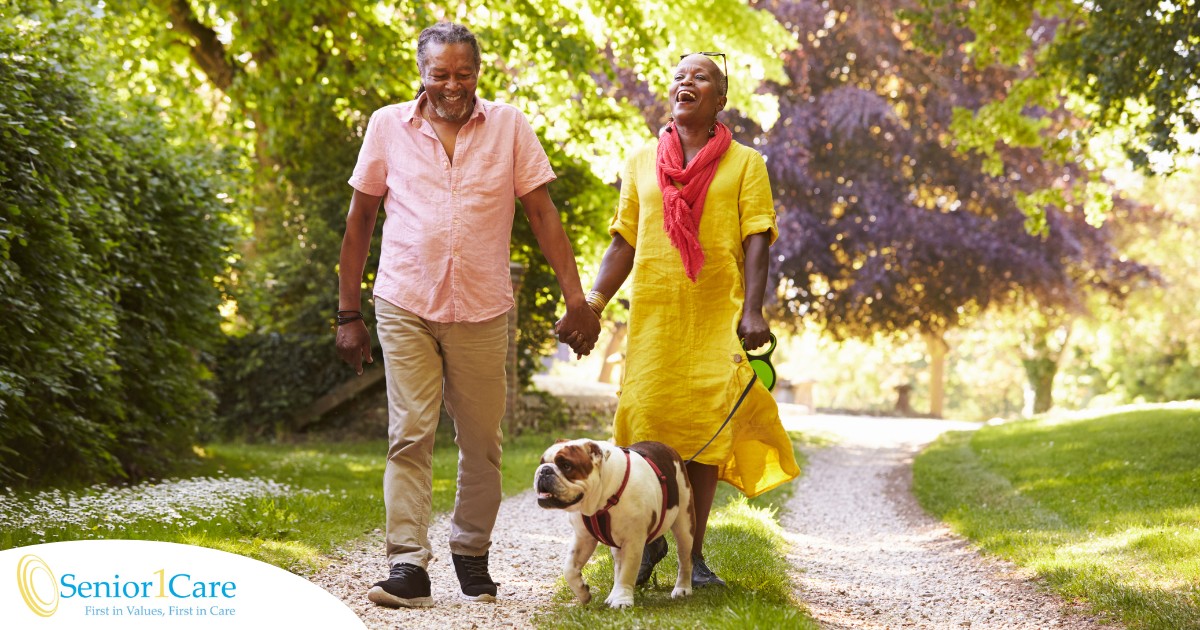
732, 354, 743, 363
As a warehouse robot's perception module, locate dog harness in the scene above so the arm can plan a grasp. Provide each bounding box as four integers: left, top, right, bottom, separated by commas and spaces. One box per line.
582, 447, 669, 549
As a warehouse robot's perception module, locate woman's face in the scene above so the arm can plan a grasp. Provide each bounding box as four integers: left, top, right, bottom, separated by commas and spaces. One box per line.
668, 54, 727, 127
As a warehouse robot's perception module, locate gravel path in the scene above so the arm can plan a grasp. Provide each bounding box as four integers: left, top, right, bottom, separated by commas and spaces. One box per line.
312, 489, 571, 629
312, 408, 1119, 629
778, 410, 1117, 629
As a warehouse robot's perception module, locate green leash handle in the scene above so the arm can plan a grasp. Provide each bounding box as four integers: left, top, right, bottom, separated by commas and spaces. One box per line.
743, 333, 777, 392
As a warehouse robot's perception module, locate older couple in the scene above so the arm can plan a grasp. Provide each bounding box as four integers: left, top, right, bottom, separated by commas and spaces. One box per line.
336, 22, 798, 609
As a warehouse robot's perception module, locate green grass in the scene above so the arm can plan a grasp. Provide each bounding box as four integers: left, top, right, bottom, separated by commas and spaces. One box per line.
913, 403, 1200, 630
531, 432, 817, 630
0, 429, 560, 574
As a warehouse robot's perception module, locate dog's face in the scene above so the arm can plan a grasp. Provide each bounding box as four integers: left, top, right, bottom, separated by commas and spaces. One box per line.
534, 439, 605, 510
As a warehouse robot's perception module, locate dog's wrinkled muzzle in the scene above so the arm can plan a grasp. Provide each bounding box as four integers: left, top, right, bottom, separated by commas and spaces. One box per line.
535, 466, 582, 509
535, 466, 558, 494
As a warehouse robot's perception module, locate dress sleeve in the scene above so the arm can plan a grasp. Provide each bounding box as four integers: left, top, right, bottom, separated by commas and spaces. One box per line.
739, 151, 778, 245
348, 110, 390, 197
512, 111, 556, 198
609, 152, 641, 248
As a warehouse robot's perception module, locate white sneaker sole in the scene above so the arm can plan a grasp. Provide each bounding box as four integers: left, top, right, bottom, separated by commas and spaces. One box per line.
459, 592, 497, 603
367, 585, 434, 608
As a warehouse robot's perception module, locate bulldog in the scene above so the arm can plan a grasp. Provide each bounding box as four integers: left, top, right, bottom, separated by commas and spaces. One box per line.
534, 438, 694, 608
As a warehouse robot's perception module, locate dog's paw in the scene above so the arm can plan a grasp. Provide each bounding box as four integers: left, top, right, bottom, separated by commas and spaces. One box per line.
670, 586, 692, 599
605, 590, 634, 609
573, 583, 591, 605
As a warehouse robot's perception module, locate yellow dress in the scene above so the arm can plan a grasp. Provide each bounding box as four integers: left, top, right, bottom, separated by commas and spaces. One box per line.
610, 139, 800, 498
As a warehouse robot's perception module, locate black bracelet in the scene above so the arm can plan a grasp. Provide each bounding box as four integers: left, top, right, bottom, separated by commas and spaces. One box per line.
336, 310, 364, 326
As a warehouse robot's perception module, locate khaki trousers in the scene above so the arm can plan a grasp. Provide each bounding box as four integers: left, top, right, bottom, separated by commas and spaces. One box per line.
375, 298, 508, 568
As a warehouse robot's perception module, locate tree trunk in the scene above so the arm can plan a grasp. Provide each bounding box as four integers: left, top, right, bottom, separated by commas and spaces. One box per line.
923, 330, 948, 418
597, 321, 627, 384
1023, 356, 1059, 415
1020, 318, 1072, 416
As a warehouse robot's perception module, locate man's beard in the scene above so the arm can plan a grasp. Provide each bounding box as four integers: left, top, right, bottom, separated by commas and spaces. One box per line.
432, 93, 473, 122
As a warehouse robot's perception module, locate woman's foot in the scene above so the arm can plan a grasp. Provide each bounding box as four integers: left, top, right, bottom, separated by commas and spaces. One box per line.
691, 554, 726, 587
635, 536, 669, 586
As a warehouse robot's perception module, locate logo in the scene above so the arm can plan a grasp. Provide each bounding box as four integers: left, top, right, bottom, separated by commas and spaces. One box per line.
3, 541, 366, 628
16, 554, 59, 617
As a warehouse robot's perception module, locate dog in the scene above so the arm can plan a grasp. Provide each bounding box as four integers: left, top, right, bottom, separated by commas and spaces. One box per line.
534, 438, 694, 608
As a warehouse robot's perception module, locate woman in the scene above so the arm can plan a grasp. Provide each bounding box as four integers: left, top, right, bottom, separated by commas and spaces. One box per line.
581, 52, 800, 587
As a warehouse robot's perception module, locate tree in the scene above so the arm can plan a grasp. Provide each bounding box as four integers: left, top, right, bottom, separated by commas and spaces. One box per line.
0, 8, 234, 485
729, 0, 1154, 415
912, 0, 1199, 207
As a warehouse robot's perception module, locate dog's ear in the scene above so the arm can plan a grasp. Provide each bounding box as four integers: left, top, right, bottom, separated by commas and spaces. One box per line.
588, 441, 606, 462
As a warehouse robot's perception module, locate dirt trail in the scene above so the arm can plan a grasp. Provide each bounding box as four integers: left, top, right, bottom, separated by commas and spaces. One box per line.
778, 411, 1116, 629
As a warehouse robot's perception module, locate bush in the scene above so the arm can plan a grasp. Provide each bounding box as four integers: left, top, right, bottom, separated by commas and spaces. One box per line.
0, 12, 234, 486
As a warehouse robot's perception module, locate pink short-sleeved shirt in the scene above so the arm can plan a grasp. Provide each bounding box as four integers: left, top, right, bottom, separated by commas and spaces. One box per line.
348, 95, 555, 323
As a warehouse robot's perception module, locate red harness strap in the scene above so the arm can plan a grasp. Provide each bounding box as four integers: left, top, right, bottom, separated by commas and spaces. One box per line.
582, 447, 671, 548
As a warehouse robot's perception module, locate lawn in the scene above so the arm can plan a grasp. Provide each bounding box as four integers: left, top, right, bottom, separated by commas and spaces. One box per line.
0, 429, 556, 573
913, 403, 1200, 630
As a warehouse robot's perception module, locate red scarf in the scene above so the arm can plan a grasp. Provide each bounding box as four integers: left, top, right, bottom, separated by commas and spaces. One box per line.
656, 121, 733, 281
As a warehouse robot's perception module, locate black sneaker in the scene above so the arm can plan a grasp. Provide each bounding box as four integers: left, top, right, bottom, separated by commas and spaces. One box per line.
452, 552, 498, 602
635, 536, 669, 587
367, 563, 434, 608
691, 554, 726, 588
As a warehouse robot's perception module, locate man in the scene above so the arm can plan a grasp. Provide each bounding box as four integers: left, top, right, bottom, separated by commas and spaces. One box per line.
335, 22, 599, 608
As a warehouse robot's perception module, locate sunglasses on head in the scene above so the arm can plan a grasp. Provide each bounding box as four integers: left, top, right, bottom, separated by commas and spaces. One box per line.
679, 51, 727, 79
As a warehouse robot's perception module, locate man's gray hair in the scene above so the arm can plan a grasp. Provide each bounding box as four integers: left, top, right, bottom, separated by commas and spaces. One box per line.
416, 22, 482, 74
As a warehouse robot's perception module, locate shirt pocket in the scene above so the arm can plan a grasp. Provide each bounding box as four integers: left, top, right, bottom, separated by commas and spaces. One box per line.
470, 151, 512, 199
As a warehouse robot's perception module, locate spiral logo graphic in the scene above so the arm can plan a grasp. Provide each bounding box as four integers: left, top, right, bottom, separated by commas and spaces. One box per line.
17, 554, 59, 617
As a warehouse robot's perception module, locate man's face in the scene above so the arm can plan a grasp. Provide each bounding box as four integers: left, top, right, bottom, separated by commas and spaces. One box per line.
421, 42, 479, 123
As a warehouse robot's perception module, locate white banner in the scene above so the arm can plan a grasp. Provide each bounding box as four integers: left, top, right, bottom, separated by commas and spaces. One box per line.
0, 540, 364, 629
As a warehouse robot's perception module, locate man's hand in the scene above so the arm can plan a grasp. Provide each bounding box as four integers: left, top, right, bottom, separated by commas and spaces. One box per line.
555, 305, 600, 358
738, 310, 771, 351
336, 320, 374, 375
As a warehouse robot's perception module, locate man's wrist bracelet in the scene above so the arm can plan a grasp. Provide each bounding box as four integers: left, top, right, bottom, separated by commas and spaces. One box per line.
336, 310, 363, 326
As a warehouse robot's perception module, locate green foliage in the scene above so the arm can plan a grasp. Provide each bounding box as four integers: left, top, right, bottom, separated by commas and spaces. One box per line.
914, 405, 1200, 629
915, 0, 1200, 188
0, 9, 234, 485
89, 0, 793, 433
1060, 165, 1200, 407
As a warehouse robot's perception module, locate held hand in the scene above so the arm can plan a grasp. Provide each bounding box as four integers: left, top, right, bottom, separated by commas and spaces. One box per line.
738, 311, 771, 351
335, 320, 374, 375
555, 305, 601, 358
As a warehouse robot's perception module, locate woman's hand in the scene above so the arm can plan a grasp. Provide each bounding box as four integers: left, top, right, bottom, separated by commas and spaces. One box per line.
738, 310, 771, 351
